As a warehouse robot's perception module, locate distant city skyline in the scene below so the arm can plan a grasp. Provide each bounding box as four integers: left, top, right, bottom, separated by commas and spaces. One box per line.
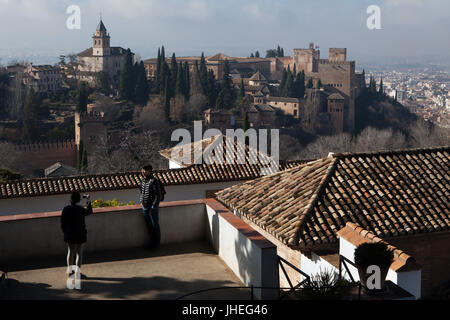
0, 0, 449, 67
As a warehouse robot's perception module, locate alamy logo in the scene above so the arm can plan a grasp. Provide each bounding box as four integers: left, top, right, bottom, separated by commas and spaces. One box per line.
364, 265, 382, 290
171, 121, 279, 175
366, 5, 381, 30
66, 5, 81, 30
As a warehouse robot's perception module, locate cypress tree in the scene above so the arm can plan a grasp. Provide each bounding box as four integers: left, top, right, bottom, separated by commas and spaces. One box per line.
280, 48, 284, 57
292, 72, 305, 99
164, 78, 171, 120
175, 62, 184, 97
135, 61, 149, 105
250, 53, 254, 58
183, 61, 190, 99
170, 53, 178, 96
293, 64, 297, 77
379, 78, 384, 94
306, 78, 313, 89
215, 90, 225, 110
239, 78, 245, 98
255, 51, 260, 58
76, 82, 88, 113
22, 87, 39, 142
279, 69, 287, 97
285, 70, 294, 97
243, 111, 249, 132
199, 52, 208, 95
119, 48, 134, 100
219, 60, 233, 108
277, 45, 281, 57
207, 70, 217, 107
316, 79, 322, 89
159, 46, 166, 95
155, 47, 161, 93
77, 140, 87, 173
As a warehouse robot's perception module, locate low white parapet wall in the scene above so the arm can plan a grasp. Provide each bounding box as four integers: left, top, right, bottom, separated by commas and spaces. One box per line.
205, 199, 279, 300
0, 200, 206, 263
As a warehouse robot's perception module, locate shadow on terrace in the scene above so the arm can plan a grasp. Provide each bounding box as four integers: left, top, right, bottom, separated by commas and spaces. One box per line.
0, 199, 279, 300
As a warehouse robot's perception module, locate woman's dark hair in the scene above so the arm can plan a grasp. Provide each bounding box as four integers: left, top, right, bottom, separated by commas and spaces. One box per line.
142, 164, 153, 172
71, 191, 81, 204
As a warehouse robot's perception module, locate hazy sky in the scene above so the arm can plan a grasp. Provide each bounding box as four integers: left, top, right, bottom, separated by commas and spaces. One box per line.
0, 0, 449, 65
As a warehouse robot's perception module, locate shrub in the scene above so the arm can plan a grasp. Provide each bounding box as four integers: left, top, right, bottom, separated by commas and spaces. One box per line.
91, 198, 134, 208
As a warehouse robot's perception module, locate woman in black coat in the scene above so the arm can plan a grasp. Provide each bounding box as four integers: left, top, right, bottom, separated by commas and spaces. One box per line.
61, 191, 92, 276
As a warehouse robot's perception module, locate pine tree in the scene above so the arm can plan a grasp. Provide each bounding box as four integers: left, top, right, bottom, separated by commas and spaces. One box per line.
76, 82, 88, 113
134, 61, 149, 105
119, 48, 134, 100
22, 87, 39, 142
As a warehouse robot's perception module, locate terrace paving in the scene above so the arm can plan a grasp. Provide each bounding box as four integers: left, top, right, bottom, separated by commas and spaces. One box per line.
0, 241, 250, 300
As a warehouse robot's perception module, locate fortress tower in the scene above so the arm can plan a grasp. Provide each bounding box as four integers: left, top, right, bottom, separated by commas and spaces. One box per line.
74, 111, 107, 156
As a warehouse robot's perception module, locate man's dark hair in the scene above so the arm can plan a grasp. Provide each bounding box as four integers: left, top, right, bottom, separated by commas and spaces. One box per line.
142, 164, 153, 172
71, 191, 81, 204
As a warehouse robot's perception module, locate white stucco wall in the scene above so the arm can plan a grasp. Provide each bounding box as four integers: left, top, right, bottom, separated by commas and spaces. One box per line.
205, 204, 279, 300
0, 181, 244, 216
300, 252, 338, 281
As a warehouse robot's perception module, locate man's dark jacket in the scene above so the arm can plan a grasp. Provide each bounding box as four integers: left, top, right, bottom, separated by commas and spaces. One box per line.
61, 202, 93, 244
140, 176, 162, 209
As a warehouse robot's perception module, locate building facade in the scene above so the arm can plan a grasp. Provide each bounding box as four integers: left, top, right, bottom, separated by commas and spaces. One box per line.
77, 20, 132, 84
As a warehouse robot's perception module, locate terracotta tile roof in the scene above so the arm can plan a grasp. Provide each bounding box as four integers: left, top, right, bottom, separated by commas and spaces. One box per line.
0, 161, 308, 200
337, 222, 421, 272
216, 146, 450, 250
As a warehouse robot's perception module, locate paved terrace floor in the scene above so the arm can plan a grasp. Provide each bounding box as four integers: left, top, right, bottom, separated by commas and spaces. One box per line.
0, 242, 250, 300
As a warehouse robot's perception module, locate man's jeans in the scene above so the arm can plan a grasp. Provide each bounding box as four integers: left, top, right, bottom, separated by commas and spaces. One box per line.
142, 205, 161, 247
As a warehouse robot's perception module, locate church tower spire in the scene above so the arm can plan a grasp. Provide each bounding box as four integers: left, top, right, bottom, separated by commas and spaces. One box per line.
92, 18, 111, 56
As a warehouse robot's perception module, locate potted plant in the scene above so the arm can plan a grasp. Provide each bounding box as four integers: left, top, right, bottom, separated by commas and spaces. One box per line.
354, 242, 394, 294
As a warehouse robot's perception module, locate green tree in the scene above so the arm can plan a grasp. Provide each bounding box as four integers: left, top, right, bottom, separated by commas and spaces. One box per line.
379, 78, 384, 95
266, 49, 277, 58
279, 69, 287, 97
206, 70, 218, 107
285, 70, 294, 97
239, 78, 245, 98
119, 48, 134, 100
134, 61, 150, 105
164, 78, 171, 120
77, 140, 88, 173
183, 61, 190, 100
0, 168, 23, 182
175, 62, 185, 97
255, 51, 260, 58
199, 52, 208, 95
170, 53, 178, 97
95, 71, 111, 95
22, 88, 39, 142
217, 60, 233, 109
250, 53, 255, 58
155, 47, 161, 93
76, 82, 88, 113
242, 111, 249, 132
292, 71, 305, 99
306, 78, 314, 89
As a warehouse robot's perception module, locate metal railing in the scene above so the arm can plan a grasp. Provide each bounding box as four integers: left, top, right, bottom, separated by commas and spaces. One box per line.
338, 254, 362, 299
176, 255, 311, 300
